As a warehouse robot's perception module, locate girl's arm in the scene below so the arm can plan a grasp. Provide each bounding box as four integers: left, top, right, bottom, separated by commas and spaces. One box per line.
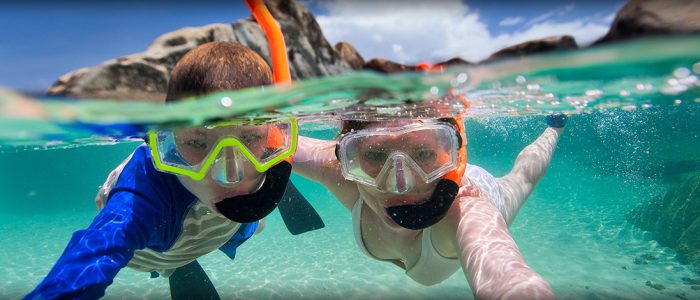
449, 186, 555, 300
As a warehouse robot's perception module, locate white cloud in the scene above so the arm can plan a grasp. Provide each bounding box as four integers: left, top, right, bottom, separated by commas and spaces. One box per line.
314, 0, 613, 63
525, 3, 575, 26
499, 16, 525, 27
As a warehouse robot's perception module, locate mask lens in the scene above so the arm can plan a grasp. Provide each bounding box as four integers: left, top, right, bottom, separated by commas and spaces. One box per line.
149, 119, 297, 180
339, 123, 460, 188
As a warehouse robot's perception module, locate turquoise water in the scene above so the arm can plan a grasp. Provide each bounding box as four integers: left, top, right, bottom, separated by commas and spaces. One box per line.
1, 36, 700, 299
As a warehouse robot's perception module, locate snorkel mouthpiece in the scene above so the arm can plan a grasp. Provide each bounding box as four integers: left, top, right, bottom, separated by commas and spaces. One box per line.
215, 161, 292, 223
385, 179, 459, 230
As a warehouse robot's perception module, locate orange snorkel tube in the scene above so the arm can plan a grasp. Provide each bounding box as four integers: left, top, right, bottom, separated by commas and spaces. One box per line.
245, 0, 294, 165
214, 0, 298, 224
244, 0, 292, 85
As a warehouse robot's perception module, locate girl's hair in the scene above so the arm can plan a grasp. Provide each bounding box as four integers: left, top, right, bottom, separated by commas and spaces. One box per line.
340, 117, 459, 135
165, 41, 273, 102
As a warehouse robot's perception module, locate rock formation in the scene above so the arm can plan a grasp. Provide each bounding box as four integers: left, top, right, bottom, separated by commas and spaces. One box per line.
436, 57, 473, 68
335, 42, 365, 70
483, 35, 578, 63
363, 58, 415, 74
595, 0, 700, 45
628, 173, 700, 274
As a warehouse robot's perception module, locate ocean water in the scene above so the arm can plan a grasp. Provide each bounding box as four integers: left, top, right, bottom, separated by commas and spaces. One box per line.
1, 36, 700, 299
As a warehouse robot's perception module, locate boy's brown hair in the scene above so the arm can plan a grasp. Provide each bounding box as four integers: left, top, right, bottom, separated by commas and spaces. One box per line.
165, 41, 273, 102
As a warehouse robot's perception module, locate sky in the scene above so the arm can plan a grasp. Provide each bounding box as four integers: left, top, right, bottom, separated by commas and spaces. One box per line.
0, 0, 625, 92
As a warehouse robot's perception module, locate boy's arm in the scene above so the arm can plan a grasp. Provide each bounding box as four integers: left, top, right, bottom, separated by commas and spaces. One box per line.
26, 190, 164, 300
448, 186, 555, 300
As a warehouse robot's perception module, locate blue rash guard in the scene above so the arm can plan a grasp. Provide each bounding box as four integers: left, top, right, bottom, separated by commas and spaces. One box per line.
25, 145, 258, 300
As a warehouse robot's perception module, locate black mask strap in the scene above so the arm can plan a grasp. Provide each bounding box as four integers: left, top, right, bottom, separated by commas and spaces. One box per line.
385, 179, 459, 230
215, 161, 292, 223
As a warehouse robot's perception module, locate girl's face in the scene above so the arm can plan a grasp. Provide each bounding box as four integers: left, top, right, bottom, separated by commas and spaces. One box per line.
350, 120, 448, 228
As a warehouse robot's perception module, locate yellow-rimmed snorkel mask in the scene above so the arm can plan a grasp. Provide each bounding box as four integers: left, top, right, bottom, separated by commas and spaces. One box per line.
149, 119, 298, 183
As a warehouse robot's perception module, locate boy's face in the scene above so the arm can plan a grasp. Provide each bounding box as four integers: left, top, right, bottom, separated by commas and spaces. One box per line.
177, 160, 266, 218
170, 123, 278, 217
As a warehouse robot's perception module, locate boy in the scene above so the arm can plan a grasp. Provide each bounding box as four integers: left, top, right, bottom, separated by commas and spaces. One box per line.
26, 41, 295, 299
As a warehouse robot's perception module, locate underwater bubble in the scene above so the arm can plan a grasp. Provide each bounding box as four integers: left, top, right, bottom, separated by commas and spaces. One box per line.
526, 84, 541, 91
430, 86, 439, 95
635, 83, 654, 91
220, 97, 233, 107
456, 73, 468, 83
515, 76, 527, 85
673, 67, 691, 79
679, 75, 697, 85
585, 89, 604, 97
619, 90, 631, 97
674, 99, 682, 105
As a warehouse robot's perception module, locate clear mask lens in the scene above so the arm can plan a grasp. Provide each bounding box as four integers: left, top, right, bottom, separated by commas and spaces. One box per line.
338, 122, 460, 189
379, 154, 417, 194
210, 148, 247, 186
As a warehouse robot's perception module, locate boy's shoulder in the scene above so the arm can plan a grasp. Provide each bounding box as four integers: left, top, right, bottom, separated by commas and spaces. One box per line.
105, 144, 194, 206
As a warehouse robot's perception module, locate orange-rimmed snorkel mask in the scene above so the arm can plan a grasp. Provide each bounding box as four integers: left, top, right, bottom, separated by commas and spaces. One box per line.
335, 116, 467, 230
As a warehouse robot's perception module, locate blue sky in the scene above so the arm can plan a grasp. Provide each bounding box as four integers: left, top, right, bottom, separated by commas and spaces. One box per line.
0, 0, 624, 92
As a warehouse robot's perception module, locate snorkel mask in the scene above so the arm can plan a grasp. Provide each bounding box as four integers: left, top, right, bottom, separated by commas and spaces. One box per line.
337, 117, 467, 230
147, 0, 295, 223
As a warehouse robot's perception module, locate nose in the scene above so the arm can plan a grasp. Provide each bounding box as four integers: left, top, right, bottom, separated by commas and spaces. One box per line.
211, 147, 245, 186
385, 155, 415, 194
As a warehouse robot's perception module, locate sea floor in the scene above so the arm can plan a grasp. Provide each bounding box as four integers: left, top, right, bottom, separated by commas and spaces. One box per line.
2, 168, 699, 300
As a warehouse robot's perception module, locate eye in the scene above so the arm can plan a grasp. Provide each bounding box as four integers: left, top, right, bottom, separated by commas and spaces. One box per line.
363, 149, 389, 163
183, 139, 208, 149
414, 149, 437, 163
241, 133, 263, 144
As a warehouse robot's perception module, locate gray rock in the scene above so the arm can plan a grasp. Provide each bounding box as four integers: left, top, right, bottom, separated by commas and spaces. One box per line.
595, 0, 700, 45
628, 172, 700, 274
436, 57, 473, 68
363, 58, 414, 74
335, 42, 365, 70
48, 0, 351, 102
483, 35, 578, 63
